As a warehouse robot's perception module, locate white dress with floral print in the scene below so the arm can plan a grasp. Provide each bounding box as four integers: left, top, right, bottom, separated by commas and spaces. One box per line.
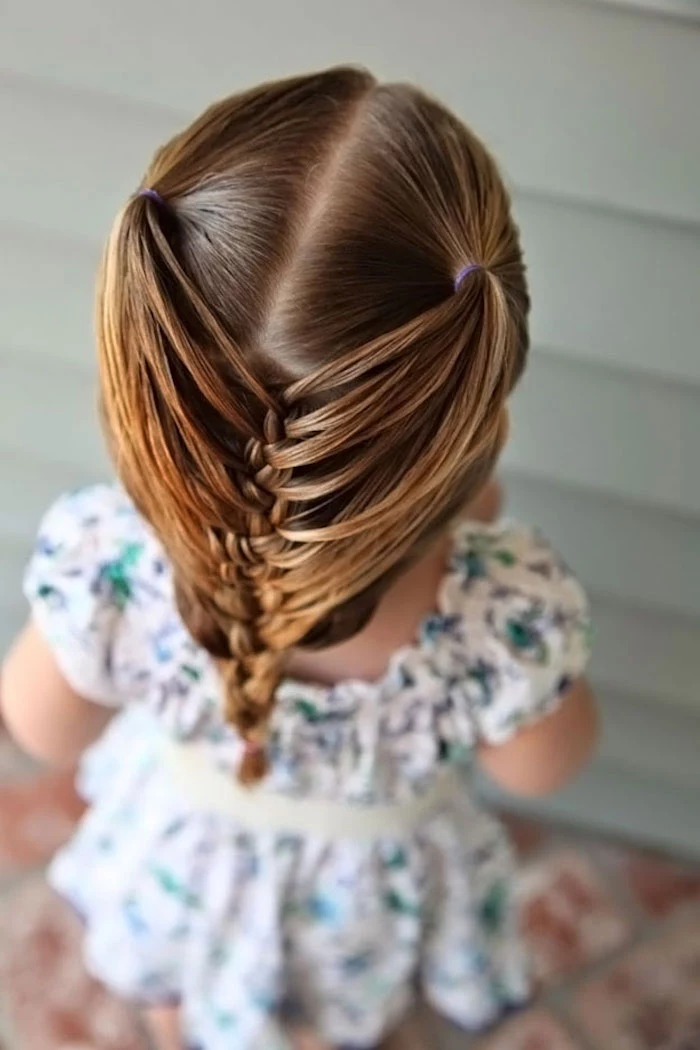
24, 485, 590, 1050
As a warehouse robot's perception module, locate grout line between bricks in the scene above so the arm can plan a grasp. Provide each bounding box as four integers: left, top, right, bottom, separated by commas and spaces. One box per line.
542, 835, 700, 1050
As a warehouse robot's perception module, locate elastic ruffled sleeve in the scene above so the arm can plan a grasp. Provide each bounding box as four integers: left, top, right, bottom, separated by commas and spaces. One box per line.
446, 523, 592, 746
23, 485, 157, 707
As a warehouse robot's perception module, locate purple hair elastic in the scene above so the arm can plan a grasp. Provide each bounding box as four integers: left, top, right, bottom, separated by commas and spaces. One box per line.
454, 263, 481, 290
139, 188, 165, 205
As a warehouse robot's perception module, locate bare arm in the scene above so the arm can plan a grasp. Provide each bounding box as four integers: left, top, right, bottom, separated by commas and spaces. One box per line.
1, 621, 113, 766
477, 678, 598, 797
462, 478, 596, 796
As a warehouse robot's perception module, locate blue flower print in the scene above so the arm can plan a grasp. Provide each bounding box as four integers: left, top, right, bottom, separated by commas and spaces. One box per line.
421, 614, 462, 644
123, 896, 150, 937
306, 894, 343, 924
342, 950, 376, 977
466, 659, 498, 709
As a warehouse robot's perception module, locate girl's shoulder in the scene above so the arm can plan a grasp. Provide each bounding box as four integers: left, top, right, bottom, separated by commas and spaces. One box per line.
32, 482, 152, 552
445, 518, 587, 615
272, 520, 591, 790
27, 483, 167, 610
426, 518, 591, 746
24, 484, 175, 707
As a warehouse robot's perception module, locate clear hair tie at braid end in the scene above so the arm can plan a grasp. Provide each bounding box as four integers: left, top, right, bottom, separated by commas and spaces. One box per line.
240, 738, 268, 785
454, 263, 481, 290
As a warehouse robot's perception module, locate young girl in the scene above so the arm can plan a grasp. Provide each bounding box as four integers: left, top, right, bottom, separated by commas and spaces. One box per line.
1, 67, 597, 1050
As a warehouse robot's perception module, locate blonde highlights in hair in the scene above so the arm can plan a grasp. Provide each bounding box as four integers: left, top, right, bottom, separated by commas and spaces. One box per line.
97, 67, 529, 782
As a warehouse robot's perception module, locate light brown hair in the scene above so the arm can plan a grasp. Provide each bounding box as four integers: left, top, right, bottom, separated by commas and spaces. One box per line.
97, 67, 529, 782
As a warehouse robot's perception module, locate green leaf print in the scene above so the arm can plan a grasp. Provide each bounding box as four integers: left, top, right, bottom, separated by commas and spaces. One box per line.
101, 542, 144, 610
151, 866, 180, 893
467, 663, 494, 704
295, 698, 321, 723
181, 663, 201, 682
383, 846, 409, 871
464, 551, 487, 579
150, 866, 201, 910
506, 620, 534, 649
120, 542, 143, 568
212, 1009, 236, 1031
479, 881, 508, 935
384, 890, 420, 918
493, 548, 517, 567
37, 583, 60, 601
505, 616, 548, 664
459, 535, 518, 581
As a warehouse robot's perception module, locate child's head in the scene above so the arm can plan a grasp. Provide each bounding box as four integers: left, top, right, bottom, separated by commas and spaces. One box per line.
97, 66, 529, 780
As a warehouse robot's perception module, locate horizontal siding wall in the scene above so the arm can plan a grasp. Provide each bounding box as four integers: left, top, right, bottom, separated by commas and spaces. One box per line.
2, 0, 700, 221
518, 196, 700, 387
504, 474, 700, 622
1, 0, 699, 850
588, 0, 700, 19
506, 352, 698, 517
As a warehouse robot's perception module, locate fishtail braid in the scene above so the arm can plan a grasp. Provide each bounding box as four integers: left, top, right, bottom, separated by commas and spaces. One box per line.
209, 409, 298, 782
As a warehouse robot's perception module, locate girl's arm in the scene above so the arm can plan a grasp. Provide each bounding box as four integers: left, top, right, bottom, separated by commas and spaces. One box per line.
477, 677, 598, 797
466, 479, 597, 795
1, 621, 112, 766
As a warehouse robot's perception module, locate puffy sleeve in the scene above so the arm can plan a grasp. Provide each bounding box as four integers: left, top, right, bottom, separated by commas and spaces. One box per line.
23, 484, 158, 707
446, 522, 591, 746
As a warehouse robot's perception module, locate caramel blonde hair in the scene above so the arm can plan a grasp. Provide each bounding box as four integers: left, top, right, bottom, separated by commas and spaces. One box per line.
97, 67, 529, 782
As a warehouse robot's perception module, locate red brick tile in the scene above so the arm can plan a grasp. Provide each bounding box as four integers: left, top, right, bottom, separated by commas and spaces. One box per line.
517, 850, 632, 987
474, 1009, 582, 1049
574, 914, 700, 1050
0, 878, 146, 1050
619, 850, 700, 920
0, 770, 85, 873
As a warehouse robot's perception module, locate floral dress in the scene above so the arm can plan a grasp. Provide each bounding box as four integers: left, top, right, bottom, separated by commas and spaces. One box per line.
24, 485, 590, 1050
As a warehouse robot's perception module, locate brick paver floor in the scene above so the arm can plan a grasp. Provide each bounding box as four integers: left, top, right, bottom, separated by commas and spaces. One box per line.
1, 720, 699, 1050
